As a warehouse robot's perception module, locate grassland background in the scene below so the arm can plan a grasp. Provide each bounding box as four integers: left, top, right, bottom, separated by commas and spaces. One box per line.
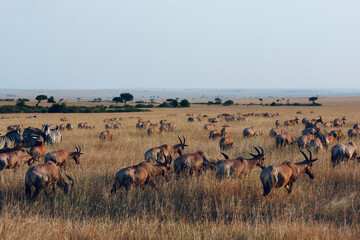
0, 97, 359, 239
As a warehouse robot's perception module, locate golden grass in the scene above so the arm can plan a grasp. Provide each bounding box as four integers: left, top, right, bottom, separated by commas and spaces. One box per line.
0, 97, 359, 239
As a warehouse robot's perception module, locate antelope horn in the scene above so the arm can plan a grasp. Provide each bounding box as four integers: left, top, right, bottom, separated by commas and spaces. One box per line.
258, 145, 264, 155
253, 146, 260, 155
306, 147, 313, 161
178, 136, 183, 145
299, 148, 309, 161
221, 152, 229, 159
249, 153, 257, 158
182, 135, 186, 145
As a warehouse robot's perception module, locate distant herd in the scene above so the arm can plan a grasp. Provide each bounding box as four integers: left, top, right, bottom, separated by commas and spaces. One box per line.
0, 112, 359, 201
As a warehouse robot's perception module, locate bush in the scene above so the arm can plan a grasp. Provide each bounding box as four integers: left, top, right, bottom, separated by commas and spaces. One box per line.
180, 99, 190, 107
223, 100, 234, 106
158, 102, 170, 108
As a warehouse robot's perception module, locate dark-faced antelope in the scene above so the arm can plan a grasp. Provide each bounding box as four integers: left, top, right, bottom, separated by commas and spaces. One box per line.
331, 142, 358, 167
66, 123, 73, 130
260, 148, 318, 196
204, 123, 215, 131
0, 148, 32, 176
44, 146, 83, 171
110, 152, 172, 193
269, 127, 281, 138
99, 130, 113, 140
216, 146, 265, 180
323, 121, 334, 128
25, 161, 74, 200
59, 124, 66, 131
284, 117, 299, 126
26, 138, 46, 166
334, 117, 346, 127
275, 120, 281, 127
144, 136, 188, 162
147, 126, 159, 136
219, 137, 234, 150
221, 125, 229, 137
243, 127, 262, 137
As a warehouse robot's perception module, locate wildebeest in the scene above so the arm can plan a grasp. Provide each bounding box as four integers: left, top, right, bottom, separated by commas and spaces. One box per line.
216, 146, 265, 180
173, 151, 214, 177
44, 146, 83, 171
331, 142, 358, 167
144, 136, 188, 163
260, 148, 318, 196
110, 152, 172, 193
219, 136, 234, 150
275, 133, 295, 148
42, 124, 62, 144
25, 161, 74, 200
269, 127, 281, 138
243, 127, 262, 137
99, 130, 113, 140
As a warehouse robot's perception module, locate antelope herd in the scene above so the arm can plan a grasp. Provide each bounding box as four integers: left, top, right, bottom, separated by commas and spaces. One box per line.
0, 111, 359, 203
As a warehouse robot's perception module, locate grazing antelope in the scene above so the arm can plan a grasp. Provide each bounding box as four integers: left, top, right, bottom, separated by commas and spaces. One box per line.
330, 130, 344, 141
284, 117, 299, 126
42, 124, 62, 144
66, 123, 73, 130
167, 122, 176, 131
209, 130, 222, 139
147, 126, 159, 136
331, 142, 358, 167
59, 124, 66, 130
260, 148, 318, 196
78, 122, 89, 129
60, 117, 68, 121
160, 120, 168, 125
26, 138, 46, 166
323, 121, 334, 128
318, 133, 336, 149
225, 116, 237, 122
113, 123, 123, 129
44, 145, 83, 171
219, 137, 234, 150
297, 134, 315, 149
105, 123, 114, 129
204, 123, 215, 131
334, 117, 346, 127
348, 128, 360, 138
173, 151, 214, 176
275, 133, 295, 148
243, 127, 262, 137
275, 120, 281, 126
99, 130, 113, 140
216, 146, 265, 180
208, 117, 218, 123
144, 136, 189, 163
269, 127, 281, 138
110, 152, 172, 193
221, 125, 229, 137
309, 138, 324, 153
25, 161, 74, 200
304, 116, 323, 128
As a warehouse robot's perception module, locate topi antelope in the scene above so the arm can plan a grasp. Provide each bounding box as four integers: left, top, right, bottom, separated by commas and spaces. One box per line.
275, 133, 295, 148
26, 137, 46, 166
66, 123, 73, 130
334, 117, 346, 127
260, 148, 318, 196
243, 127, 262, 137
331, 142, 358, 167
323, 121, 334, 128
110, 152, 172, 193
348, 128, 360, 138
269, 127, 281, 138
25, 161, 74, 200
297, 133, 315, 149
284, 117, 299, 126
221, 125, 230, 137
219, 136, 234, 150
275, 120, 282, 126
216, 146, 265, 180
144, 136, 188, 163
204, 123, 215, 131
330, 130, 344, 141
147, 126, 159, 136
59, 124, 66, 131
99, 130, 113, 140
309, 138, 324, 153
0, 147, 31, 173
173, 151, 215, 177
209, 129, 222, 139
44, 145, 83, 171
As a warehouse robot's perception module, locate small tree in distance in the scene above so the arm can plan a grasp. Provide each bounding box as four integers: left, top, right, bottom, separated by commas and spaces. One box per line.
47, 96, 56, 103
309, 97, 318, 105
35, 95, 48, 107
180, 99, 190, 107
120, 93, 134, 107
112, 97, 123, 106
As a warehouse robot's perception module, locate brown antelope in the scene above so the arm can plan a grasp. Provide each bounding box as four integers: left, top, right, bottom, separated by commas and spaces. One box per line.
302, 126, 321, 136
304, 116, 323, 128
209, 129, 222, 139
167, 122, 176, 131
78, 122, 89, 129
173, 151, 214, 176
66, 123, 73, 130
302, 117, 308, 124
269, 127, 281, 138
26, 138, 46, 165
110, 152, 172, 193
221, 125, 229, 137
275, 132, 295, 147
284, 117, 299, 126
105, 123, 114, 129
113, 123, 123, 129
159, 124, 169, 132
25, 161, 74, 200
59, 124, 66, 130
204, 123, 215, 131
99, 130, 113, 140
331, 142, 358, 167
160, 119, 168, 125
144, 136, 188, 162
309, 138, 324, 153
275, 120, 281, 126
147, 126, 158, 136
354, 123, 359, 129
260, 148, 318, 196
243, 127, 262, 137
219, 137, 234, 150
297, 133, 315, 149
323, 121, 334, 128
318, 133, 336, 149
216, 146, 265, 180
44, 145, 83, 170
348, 128, 360, 138
0, 148, 31, 173
330, 130, 344, 141
334, 117, 346, 127
60, 117, 68, 121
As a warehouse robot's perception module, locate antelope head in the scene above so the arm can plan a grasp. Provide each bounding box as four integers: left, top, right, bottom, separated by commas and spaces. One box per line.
248, 146, 266, 169
299, 148, 318, 179
69, 145, 83, 164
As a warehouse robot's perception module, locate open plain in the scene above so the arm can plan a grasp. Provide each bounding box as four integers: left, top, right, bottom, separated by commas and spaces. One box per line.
0, 97, 359, 239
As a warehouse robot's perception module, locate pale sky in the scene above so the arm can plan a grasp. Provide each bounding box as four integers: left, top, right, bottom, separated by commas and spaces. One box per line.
1, 1, 359, 89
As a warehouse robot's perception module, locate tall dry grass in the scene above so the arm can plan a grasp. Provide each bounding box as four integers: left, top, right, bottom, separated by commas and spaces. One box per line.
0, 99, 359, 239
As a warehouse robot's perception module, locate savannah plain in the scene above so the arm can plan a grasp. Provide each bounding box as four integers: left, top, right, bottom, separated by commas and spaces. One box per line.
0, 97, 359, 239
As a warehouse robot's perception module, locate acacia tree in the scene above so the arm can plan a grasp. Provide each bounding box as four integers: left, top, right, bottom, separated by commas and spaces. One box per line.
35, 95, 48, 107
120, 93, 134, 107
309, 97, 318, 104
112, 97, 123, 106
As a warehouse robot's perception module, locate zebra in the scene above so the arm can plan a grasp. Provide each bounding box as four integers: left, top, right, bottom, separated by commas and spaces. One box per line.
42, 124, 62, 144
